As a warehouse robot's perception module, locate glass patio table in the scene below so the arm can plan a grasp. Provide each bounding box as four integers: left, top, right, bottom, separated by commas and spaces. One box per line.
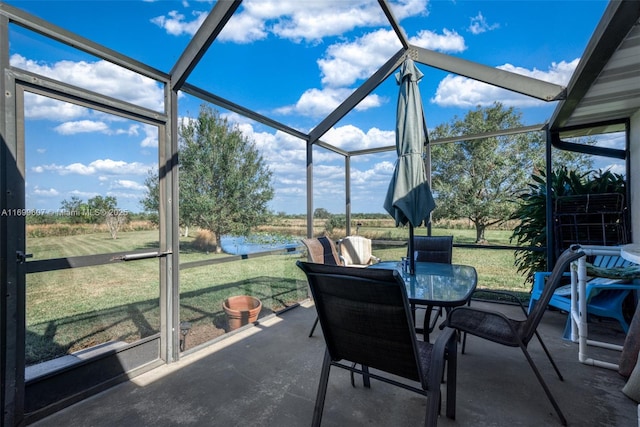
368, 261, 477, 307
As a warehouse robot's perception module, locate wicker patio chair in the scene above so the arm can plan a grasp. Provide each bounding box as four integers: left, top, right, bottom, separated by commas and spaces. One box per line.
296, 261, 458, 427
443, 245, 585, 426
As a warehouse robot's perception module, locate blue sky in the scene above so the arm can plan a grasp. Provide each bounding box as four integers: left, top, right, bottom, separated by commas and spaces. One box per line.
5, 0, 612, 215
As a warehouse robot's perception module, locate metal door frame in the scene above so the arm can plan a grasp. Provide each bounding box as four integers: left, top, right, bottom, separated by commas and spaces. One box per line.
2, 67, 179, 424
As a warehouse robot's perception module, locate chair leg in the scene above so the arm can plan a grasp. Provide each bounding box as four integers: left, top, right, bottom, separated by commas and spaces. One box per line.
362, 365, 371, 388
312, 350, 332, 427
423, 305, 435, 341
424, 394, 440, 427
534, 331, 563, 381
445, 336, 457, 420
424, 378, 441, 427
423, 306, 444, 342
520, 344, 567, 426
460, 302, 471, 354
425, 332, 457, 427
309, 317, 319, 337
349, 364, 371, 388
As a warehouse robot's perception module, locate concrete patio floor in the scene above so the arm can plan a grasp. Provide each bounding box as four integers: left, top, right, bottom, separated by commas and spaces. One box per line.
31, 300, 638, 427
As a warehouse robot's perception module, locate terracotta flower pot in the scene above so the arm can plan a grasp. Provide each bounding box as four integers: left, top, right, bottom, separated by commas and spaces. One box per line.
223, 295, 262, 331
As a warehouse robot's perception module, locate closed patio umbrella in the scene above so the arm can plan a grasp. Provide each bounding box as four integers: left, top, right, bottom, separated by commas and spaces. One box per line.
383, 58, 435, 275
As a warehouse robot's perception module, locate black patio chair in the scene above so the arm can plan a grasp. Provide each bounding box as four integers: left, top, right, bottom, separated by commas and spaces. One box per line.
410, 236, 454, 340
296, 261, 457, 427
443, 245, 585, 426
412, 235, 454, 264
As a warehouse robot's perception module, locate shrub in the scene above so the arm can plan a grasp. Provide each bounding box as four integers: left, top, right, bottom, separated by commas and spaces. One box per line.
193, 230, 217, 251
510, 167, 626, 283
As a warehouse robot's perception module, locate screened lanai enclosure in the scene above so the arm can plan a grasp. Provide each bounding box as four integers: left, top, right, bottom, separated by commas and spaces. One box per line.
2, 1, 640, 425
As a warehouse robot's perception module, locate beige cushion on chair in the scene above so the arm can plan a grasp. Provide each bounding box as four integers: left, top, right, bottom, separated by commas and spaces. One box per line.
339, 236, 379, 267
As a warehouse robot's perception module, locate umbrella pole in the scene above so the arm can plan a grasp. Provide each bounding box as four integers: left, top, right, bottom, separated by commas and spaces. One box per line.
409, 225, 415, 275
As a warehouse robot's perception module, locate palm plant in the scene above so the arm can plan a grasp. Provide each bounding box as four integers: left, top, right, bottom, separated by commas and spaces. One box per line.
510, 167, 626, 283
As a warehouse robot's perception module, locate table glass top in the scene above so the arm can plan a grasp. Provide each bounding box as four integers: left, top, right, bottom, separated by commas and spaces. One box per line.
369, 261, 477, 305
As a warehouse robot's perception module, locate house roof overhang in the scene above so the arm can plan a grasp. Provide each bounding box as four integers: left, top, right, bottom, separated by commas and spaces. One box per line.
549, 0, 640, 137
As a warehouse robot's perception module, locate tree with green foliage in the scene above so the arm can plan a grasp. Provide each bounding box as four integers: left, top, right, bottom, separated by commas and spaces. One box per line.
141, 104, 274, 253
60, 196, 86, 224
313, 208, 331, 219
510, 167, 626, 282
86, 195, 118, 224
59, 195, 127, 238
430, 102, 592, 243
141, 170, 159, 225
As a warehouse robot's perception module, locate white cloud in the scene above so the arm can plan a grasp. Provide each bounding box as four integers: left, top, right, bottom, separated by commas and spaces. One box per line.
228, 119, 311, 212
216, 0, 427, 44
11, 54, 164, 114
351, 161, 394, 185
410, 29, 466, 52
318, 28, 465, 89
234, 121, 307, 170
150, 10, 208, 36
54, 120, 109, 135
31, 159, 152, 176
468, 12, 499, 35
318, 29, 402, 88
154, 0, 426, 45
276, 87, 385, 118
275, 26, 464, 118
230, 116, 397, 213
266, 1, 385, 43
52, 120, 156, 147
33, 186, 59, 197
431, 59, 579, 108
12, 54, 163, 147
139, 124, 159, 148
111, 180, 147, 191
499, 60, 578, 86
217, 7, 270, 43
23, 93, 87, 121
152, 0, 429, 43
115, 124, 140, 136
323, 125, 394, 151
66, 163, 96, 175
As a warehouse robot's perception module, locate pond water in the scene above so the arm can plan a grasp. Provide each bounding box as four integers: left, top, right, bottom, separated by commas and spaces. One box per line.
220, 234, 300, 255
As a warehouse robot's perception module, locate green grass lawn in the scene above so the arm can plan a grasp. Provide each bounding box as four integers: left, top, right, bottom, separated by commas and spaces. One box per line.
25, 226, 532, 364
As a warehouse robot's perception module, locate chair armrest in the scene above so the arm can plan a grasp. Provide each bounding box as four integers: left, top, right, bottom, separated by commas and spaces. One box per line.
428, 327, 457, 398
